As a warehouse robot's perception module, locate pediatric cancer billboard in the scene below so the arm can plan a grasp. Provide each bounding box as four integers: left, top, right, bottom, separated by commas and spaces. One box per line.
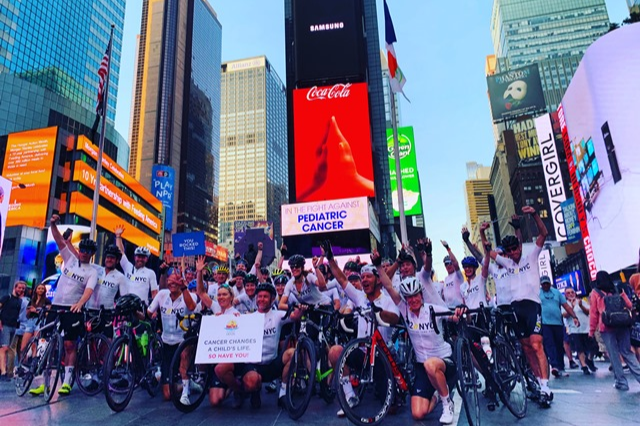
487, 64, 546, 123
281, 197, 370, 237
2, 126, 58, 228
559, 23, 640, 275
386, 126, 423, 217
293, 82, 375, 202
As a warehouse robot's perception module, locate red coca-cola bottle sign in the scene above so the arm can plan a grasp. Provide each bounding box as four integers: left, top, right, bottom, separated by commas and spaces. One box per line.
307, 83, 352, 101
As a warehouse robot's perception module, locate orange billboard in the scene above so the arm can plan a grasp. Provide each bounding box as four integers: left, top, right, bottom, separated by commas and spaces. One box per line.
2, 127, 58, 228
67, 191, 160, 256
76, 136, 162, 212
72, 161, 162, 233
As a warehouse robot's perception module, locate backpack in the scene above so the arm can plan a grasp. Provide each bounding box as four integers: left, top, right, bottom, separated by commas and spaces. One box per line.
595, 289, 633, 328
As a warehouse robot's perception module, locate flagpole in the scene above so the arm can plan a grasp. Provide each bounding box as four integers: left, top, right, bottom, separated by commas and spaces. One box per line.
90, 24, 114, 241
388, 76, 408, 245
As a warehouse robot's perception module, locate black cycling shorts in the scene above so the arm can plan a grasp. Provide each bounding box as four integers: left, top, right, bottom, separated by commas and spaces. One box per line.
511, 300, 542, 339
239, 357, 284, 383
411, 357, 456, 399
48, 305, 85, 342
161, 343, 180, 384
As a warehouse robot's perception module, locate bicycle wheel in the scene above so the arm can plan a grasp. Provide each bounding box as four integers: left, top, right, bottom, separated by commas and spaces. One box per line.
170, 336, 209, 413
144, 332, 163, 397
104, 335, 136, 412
335, 338, 396, 426
492, 338, 527, 419
285, 336, 316, 420
76, 333, 110, 396
14, 337, 37, 396
319, 347, 336, 404
43, 333, 63, 403
456, 337, 481, 426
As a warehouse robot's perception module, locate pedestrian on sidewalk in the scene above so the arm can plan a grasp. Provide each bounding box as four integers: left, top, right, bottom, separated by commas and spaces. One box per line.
589, 271, 640, 390
563, 287, 596, 374
540, 275, 580, 377
0, 281, 27, 380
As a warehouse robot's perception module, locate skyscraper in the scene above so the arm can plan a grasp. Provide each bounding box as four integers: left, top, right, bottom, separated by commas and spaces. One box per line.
217, 56, 288, 248
464, 162, 494, 251
129, 0, 222, 241
0, 0, 129, 166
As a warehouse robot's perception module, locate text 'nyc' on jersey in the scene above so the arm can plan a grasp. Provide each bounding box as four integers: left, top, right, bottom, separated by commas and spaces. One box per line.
398, 301, 452, 363
86, 266, 128, 310
258, 309, 291, 364
120, 254, 158, 304
148, 289, 196, 345
52, 247, 98, 307
442, 270, 464, 309
495, 245, 543, 304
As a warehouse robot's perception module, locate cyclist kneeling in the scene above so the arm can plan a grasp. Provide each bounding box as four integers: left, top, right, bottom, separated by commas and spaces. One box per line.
379, 272, 462, 424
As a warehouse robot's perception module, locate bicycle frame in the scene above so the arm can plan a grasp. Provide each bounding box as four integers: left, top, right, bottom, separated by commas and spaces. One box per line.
369, 328, 409, 392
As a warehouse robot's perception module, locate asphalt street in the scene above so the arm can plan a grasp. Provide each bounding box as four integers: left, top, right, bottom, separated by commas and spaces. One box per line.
0, 361, 638, 426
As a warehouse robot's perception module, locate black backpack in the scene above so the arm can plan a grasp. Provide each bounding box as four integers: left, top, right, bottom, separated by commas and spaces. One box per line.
595, 289, 634, 328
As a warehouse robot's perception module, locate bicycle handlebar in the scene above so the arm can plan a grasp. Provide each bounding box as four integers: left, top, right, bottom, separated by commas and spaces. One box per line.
429, 303, 488, 335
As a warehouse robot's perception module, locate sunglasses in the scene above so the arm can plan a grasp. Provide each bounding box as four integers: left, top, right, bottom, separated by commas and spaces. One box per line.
504, 246, 519, 253
79, 248, 96, 254
444, 261, 452, 266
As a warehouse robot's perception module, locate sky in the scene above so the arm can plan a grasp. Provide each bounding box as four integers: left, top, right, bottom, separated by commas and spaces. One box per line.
114, 0, 630, 276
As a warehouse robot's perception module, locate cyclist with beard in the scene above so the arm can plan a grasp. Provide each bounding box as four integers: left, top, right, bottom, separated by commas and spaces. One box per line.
235, 273, 259, 314
490, 205, 553, 407
114, 225, 158, 305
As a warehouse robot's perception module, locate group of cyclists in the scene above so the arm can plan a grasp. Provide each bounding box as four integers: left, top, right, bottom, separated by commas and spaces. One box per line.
7, 205, 567, 425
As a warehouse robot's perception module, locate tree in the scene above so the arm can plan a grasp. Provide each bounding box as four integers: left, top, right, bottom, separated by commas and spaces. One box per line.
623, 12, 640, 25
607, 22, 620, 32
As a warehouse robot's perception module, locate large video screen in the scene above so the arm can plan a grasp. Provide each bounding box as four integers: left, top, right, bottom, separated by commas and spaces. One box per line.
2, 127, 58, 228
293, 0, 365, 84
560, 23, 640, 274
293, 82, 375, 202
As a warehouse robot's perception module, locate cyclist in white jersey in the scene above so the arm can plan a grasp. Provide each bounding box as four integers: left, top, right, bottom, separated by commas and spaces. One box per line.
114, 225, 158, 305
147, 271, 196, 402
48, 215, 99, 396
86, 244, 128, 338
441, 239, 464, 309
379, 268, 462, 424
278, 255, 330, 309
460, 254, 490, 310
235, 273, 258, 314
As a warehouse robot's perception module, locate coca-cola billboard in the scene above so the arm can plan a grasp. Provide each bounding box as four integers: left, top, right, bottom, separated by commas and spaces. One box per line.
293, 0, 366, 85
293, 82, 374, 202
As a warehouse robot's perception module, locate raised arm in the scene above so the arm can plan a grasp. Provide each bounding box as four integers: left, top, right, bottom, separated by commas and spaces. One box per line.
195, 256, 214, 309
322, 241, 348, 290
441, 240, 460, 271
49, 215, 66, 251
462, 226, 484, 263
479, 222, 491, 279
416, 238, 433, 274
277, 243, 287, 269
311, 256, 327, 290
522, 206, 548, 248
372, 251, 402, 305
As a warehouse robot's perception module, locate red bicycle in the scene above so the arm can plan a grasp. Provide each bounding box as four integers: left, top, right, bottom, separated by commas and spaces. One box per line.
334, 305, 411, 426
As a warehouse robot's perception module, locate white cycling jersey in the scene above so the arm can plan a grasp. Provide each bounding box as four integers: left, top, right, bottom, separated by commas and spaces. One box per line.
442, 270, 464, 309
148, 289, 196, 346
120, 255, 158, 305
283, 274, 331, 305
86, 267, 128, 310
258, 310, 291, 364
344, 283, 398, 343
495, 245, 543, 304
461, 274, 487, 310
52, 247, 98, 307
398, 301, 452, 363
489, 263, 512, 306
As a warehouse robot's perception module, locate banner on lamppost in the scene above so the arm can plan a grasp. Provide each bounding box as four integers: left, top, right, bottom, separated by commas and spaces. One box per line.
386, 126, 422, 217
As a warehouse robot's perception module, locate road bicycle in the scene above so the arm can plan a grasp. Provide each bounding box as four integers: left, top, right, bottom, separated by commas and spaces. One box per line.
103, 309, 163, 412
334, 305, 413, 426
75, 307, 111, 396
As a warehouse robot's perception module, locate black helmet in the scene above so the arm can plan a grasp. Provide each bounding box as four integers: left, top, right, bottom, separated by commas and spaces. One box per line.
260, 267, 270, 277
115, 294, 143, 314
233, 270, 247, 280
104, 244, 121, 259
245, 273, 258, 284
256, 283, 276, 297
274, 275, 288, 285
344, 261, 360, 272
79, 239, 98, 253
288, 254, 305, 269
501, 235, 519, 249
398, 251, 416, 265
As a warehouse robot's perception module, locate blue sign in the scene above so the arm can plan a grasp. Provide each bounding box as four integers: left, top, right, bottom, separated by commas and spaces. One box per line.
172, 232, 206, 257
561, 198, 581, 244
555, 270, 585, 296
152, 165, 175, 231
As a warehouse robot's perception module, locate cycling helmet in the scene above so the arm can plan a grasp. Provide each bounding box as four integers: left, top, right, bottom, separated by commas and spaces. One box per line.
235, 259, 248, 267
260, 267, 270, 277
79, 239, 98, 253
360, 264, 379, 277
245, 273, 258, 284
104, 244, 121, 259
443, 255, 452, 264
115, 293, 144, 314
461, 256, 480, 269
398, 251, 416, 265
274, 275, 288, 285
233, 270, 246, 281
217, 265, 230, 275
399, 277, 423, 297
134, 246, 151, 257
256, 282, 276, 297
288, 254, 305, 269
344, 261, 360, 272
501, 235, 519, 250
188, 279, 198, 291
272, 268, 285, 278
347, 272, 361, 281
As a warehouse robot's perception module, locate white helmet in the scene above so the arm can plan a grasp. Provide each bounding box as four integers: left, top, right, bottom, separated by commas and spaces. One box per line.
399, 277, 422, 297
134, 246, 151, 257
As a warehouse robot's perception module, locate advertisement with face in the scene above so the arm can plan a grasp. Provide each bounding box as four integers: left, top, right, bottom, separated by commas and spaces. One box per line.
234, 221, 275, 266
2, 126, 58, 228
293, 82, 375, 202
386, 126, 423, 217
560, 23, 640, 274
0, 175, 12, 259
487, 64, 546, 123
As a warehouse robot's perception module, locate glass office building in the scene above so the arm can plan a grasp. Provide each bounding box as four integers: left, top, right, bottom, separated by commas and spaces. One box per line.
218, 56, 288, 248
0, 0, 129, 166
130, 0, 222, 241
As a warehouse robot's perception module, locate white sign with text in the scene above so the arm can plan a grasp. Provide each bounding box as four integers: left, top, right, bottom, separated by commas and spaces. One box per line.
195, 313, 264, 364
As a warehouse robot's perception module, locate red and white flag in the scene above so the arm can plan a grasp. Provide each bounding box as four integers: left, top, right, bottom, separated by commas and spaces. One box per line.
384, 0, 407, 95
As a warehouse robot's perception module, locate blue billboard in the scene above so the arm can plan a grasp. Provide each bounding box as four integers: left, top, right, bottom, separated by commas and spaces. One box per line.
152, 165, 175, 231
560, 198, 581, 244
555, 270, 586, 296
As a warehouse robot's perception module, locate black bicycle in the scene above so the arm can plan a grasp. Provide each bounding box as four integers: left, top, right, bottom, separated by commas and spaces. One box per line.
75, 307, 111, 396
103, 309, 163, 412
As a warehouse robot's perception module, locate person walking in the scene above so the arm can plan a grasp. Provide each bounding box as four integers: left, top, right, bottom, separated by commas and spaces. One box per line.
589, 271, 640, 390
563, 287, 597, 374
0, 281, 27, 380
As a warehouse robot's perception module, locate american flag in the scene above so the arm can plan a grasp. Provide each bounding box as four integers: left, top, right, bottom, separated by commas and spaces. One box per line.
96, 42, 111, 115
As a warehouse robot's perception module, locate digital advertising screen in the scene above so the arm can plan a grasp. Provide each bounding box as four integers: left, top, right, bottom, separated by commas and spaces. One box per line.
2, 126, 58, 228
234, 221, 275, 266
487, 64, 546, 123
559, 23, 640, 274
0, 175, 11, 259
152, 164, 175, 231
386, 126, 423, 217
293, 82, 375, 202
281, 197, 370, 237
293, 0, 365, 84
